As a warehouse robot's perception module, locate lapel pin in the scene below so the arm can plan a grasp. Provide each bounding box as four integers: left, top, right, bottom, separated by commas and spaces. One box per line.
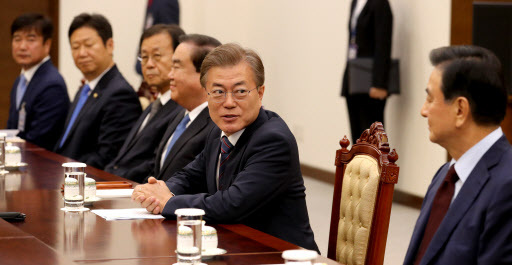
93, 93, 98, 98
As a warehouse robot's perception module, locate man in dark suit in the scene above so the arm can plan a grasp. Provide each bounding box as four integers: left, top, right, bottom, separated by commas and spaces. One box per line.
104, 25, 185, 182
7, 13, 69, 150
403, 45, 512, 265
342, 0, 393, 143
55, 13, 141, 170
133, 43, 319, 252
150, 34, 220, 182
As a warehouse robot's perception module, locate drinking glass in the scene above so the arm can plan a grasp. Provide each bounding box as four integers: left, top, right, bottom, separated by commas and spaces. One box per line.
175, 208, 205, 264
62, 162, 86, 211
0, 133, 8, 174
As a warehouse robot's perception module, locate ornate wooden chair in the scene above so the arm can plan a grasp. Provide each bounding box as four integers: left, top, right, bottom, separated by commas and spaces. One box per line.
327, 122, 399, 265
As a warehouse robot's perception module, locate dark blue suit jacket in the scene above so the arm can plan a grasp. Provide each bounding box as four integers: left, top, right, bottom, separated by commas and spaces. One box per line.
152, 106, 215, 182
55, 65, 141, 169
105, 99, 183, 182
161, 108, 319, 252
404, 136, 512, 265
7, 60, 69, 150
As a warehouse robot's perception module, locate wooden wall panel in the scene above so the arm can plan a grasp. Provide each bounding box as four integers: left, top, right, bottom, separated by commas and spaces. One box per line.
451, 0, 512, 144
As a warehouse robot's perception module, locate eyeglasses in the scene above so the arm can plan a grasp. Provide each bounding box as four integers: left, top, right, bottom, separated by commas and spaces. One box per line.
137, 53, 164, 65
207, 87, 259, 103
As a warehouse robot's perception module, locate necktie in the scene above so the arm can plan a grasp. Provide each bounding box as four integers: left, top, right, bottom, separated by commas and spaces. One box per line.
219, 136, 233, 179
148, 98, 162, 121
163, 114, 190, 161
414, 164, 459, 265
16, 75, 28, 109
59, 84, 91, 148
137, 98, 162, 135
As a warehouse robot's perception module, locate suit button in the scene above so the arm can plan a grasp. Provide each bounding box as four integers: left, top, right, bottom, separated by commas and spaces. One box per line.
113, 166, 118, 170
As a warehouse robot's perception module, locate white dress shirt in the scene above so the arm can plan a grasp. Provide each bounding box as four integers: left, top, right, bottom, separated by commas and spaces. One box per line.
138, 90, 172, 132
160, 101, 208, 168
20, 56, 50, 85
450, 127, 504, 203
216, 128, 246, 189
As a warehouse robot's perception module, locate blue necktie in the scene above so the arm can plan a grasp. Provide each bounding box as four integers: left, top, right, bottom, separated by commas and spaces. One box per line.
163, 114, 190, 161
16, 75, 28, 109
219, 136, 233, 179
59, 84, 91, 148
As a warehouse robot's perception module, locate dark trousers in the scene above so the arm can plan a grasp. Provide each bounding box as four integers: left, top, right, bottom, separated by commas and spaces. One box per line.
346, 94, 386, 144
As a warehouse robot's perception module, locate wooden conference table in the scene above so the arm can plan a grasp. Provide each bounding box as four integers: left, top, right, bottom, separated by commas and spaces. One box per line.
0, 142, 340, 265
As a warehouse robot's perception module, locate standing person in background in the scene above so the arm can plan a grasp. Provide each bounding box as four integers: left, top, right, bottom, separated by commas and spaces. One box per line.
7, 13, 69, 150
341, 0, 393, 143
55, 13, 141, 170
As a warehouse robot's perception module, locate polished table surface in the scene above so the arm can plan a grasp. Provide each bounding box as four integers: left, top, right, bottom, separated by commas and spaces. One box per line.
0, 142, 341, 265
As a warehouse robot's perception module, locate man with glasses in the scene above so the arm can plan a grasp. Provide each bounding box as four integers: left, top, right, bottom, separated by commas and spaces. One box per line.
133, 43, 319, 252
55, 13, 141, 170
105, 24, 185, 182
139, 34, 219, 183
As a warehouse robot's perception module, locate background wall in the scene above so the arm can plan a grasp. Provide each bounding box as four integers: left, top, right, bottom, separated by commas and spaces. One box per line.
59, 0, 451, 197
59, 0, 146, 98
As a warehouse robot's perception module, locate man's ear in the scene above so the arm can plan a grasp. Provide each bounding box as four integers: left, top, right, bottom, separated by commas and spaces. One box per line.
43, 38, 52, 55
454, 96, 470, 128
257, 85, 265, 101
106, 38, 114, 56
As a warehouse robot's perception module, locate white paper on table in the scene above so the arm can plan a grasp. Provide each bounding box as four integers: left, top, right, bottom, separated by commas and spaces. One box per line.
96, 189, 134, 198
91, 208, 164, 221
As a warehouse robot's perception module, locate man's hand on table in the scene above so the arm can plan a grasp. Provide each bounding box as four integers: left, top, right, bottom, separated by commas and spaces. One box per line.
131, 177, 173, 214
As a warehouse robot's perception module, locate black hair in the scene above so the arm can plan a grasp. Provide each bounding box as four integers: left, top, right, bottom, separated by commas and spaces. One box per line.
11, 13, 53, 41
139, 24, 185, 51
430, 45, 507, 125
179, 34, 222, 73
68, 13, 112, 45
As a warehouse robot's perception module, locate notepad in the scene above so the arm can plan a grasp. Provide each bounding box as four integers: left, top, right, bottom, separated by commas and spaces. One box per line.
91, 208, 164, 221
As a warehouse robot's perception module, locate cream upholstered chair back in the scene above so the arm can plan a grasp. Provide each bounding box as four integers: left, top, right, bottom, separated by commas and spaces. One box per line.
327, 122, 399, 265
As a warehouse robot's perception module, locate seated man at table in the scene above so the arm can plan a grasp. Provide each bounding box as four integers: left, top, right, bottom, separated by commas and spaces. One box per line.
132, 43, 319, 252
403, 45, 512, 264
148, 34, 220, 182
104, 24, 185, 181
55, 13, 141, 169
7, 13, 69, 150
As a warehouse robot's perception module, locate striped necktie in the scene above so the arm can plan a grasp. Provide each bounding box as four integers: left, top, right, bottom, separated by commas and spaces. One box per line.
219, 136, 233, 179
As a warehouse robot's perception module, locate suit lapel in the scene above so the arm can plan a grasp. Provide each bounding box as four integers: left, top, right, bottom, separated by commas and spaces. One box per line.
155, 109, 186, 177
217, 108, 269, 190
421, 136, 508, 265
404, 163, 449, 264
134, 99, 178, 145
160, 108, 210, 174
19, 60, 50, 110
61, 66, 118, 148
206, 127, 222, 194
119, 106, 152, 156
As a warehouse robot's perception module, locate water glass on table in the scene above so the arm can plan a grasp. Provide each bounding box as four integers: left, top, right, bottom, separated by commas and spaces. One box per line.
175, 208, 205, 264
62, 162, 87, 211
0, 133, 9, 174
